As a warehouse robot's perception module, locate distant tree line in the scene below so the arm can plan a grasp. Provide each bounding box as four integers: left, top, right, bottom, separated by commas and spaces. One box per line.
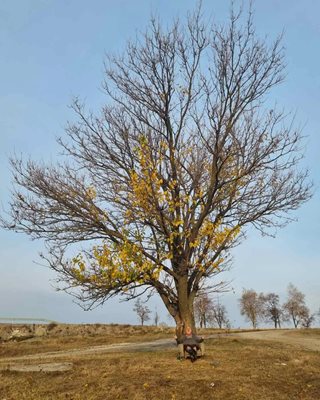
194, 293, 230, 329
132, 292, 231, 329
133, 283, 319, 330
239, 283, 316, 329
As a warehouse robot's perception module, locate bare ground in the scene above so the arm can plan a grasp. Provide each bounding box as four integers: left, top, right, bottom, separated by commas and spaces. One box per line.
1, 329, 320, 399
234, 329, 320, 352
0, 338, 176, 364
0, 329, 319, 367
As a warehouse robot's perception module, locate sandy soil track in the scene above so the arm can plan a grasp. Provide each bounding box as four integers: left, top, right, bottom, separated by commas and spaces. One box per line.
0, 330, 319, 365
0, 338, 177, 363
234, 329, 320, 352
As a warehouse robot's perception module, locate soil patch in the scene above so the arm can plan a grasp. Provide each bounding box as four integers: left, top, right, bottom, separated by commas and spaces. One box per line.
235, 329, 320, 351
1, 362, 73, 372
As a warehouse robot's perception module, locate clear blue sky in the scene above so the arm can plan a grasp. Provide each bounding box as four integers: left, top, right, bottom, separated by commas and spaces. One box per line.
0, 0, 319, 327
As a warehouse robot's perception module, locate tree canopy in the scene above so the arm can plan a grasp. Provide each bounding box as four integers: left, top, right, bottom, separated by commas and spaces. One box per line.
283, 283, 311, 328
2, 5, 311, 336
239, 289, 265, 329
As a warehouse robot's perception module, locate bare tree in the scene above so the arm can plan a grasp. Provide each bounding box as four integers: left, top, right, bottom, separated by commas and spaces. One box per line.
300, 309, 315, 329
1, 5, 311, 339
283, 284, 308, 328
263, 292, 285, 329
133, 298, 151, 326
239, 289, 265, 329
195, 293, 229, 329
211, 298, 230, 329
194, 292, 213, 328
154, 309, 160, 327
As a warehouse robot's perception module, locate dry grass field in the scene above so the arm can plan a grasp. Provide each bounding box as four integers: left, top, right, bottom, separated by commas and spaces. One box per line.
0, 324, 175, 358
0, 325, 319, 400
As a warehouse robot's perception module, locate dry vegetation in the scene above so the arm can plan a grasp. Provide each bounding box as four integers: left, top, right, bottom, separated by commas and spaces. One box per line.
0, 325, 319, 399
287, 328, 320, 338
0, 324, 174, 358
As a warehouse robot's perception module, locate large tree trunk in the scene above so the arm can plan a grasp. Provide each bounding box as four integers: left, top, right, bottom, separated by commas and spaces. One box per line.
155, 273, 197, 340
173, 276, 196, 340
174, 308, 196, 340
292, 313, 298, 328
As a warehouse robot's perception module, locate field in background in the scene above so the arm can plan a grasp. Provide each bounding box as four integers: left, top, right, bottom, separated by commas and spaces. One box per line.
0, 323, 175, 358
0, 324, 319, 399
0, 323, 264, 357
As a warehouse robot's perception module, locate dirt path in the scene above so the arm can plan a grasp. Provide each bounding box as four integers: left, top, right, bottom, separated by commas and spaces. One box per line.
0, 330, 319, 365
234, 329, 320, 352
0, 338, 177, 364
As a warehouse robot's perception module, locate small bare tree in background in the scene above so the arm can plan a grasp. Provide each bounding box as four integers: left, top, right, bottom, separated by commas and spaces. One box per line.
239, 289, 265, 329
300, 310, 315, 329
194, 293, 213, 328
195, 293, 230, 329
283, 283, 310, 328
154, 309, 160, 327
263, 292, 285, 329
211, 298, 230, 329
133, 298, 151, 326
